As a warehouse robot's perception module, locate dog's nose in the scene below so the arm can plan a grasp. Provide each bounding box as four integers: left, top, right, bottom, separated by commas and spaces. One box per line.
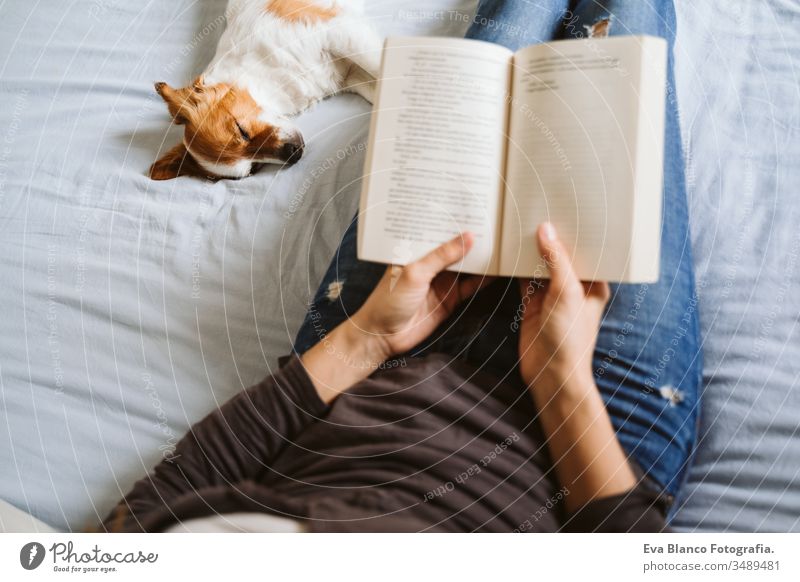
281, 136, 305, 164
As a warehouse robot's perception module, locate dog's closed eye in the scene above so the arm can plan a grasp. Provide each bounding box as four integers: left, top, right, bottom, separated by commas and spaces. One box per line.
235, 121, 251, 142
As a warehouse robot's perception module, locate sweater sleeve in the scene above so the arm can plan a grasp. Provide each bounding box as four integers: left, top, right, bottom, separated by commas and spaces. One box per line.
561, 481, 671, 532
101, 355, 327, 532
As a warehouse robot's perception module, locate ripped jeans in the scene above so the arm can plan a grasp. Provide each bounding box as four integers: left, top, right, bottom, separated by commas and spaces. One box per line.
294, 0, 702, 510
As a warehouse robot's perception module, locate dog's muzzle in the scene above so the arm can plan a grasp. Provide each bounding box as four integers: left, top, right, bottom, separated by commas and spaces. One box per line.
281, 135, 305, 165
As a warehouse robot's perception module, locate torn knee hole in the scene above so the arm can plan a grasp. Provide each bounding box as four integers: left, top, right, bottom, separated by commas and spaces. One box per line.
585, 17, 611, 38
325, 279, 345, 302
658, 385, 685, 407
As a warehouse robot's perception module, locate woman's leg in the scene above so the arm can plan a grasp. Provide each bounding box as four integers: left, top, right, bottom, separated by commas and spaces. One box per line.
560, 0, 702, 504
465, 0, 571, 49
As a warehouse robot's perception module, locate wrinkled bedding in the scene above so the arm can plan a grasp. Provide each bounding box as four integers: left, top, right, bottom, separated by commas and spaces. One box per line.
0, 0, 797, 532
671, 0, 800, 531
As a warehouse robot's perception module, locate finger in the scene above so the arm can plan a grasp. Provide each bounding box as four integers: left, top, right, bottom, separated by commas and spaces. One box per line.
413, 232, 474, 281
536, 222, 575, 293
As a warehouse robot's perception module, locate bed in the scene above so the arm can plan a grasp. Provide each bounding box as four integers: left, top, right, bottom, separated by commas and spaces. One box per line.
0, 0, 798, 532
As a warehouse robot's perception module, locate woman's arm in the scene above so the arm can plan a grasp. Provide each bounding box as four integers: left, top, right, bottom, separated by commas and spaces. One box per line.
102, 356, 328, 531
517, 223, 638, 514
104, 233, 488, 530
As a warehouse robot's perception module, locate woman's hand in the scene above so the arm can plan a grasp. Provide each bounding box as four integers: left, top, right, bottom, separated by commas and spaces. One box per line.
352, 232, 491, 360
302, 232, 490, 403
517, 224, 636, 510
517, 223, 611, 396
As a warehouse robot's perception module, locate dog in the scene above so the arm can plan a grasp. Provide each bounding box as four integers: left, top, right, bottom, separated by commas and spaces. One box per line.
150, 0, 382, 180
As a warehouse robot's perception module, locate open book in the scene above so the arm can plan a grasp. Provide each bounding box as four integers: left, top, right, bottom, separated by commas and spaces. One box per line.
357, 35, 667, 282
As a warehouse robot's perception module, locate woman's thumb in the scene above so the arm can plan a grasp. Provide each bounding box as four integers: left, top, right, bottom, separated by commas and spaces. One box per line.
537, 222, 571, 291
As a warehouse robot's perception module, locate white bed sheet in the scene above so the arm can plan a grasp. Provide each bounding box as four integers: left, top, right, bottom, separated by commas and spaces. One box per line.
0, 0, 477, 532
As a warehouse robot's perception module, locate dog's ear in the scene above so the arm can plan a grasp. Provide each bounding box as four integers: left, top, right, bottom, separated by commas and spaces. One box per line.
149, 143, 206, 180
154, 82, 194, 124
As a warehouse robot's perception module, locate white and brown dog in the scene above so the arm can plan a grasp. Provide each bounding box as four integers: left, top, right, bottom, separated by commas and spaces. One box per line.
151, 0, 382, 180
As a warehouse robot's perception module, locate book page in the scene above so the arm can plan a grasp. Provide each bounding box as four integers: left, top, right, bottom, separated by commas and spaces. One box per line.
358, 37, 513, 275
500, 36, 665, 282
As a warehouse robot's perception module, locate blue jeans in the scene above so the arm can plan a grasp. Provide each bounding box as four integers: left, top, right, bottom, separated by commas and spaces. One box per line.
295, 0, 701, 506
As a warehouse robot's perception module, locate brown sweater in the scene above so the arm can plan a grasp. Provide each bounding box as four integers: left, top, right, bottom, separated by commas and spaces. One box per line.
102, 354, 668, 533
